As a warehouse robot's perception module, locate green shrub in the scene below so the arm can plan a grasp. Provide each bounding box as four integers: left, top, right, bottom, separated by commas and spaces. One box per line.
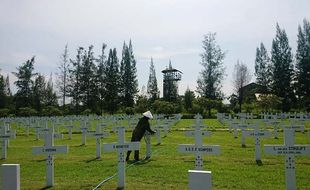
18, 107, 38, 117
0, 108, 10, 117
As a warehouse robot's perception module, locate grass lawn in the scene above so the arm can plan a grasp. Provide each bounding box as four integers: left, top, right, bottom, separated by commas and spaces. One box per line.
1, 119, 309, 190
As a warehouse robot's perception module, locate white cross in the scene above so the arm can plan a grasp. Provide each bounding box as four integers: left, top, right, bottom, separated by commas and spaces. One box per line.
243, 126, 271, 161
103, 126, 140, 189
80, 121, 90, 145
264, 129, 310, 190
178, 124, 220, 170
0, 125, 16, 159
235, 124, 255, 147
153, 125, 169, 144
88, 124, 109, 158
283, 125, 305, 133
32, 128, 68, 187
65, 125, 74, 140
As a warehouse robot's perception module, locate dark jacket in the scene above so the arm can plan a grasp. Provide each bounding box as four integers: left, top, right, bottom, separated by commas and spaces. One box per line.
131, 116, 155, 141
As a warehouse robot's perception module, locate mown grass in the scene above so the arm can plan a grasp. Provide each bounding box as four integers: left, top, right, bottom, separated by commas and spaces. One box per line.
0, 119, 309, 190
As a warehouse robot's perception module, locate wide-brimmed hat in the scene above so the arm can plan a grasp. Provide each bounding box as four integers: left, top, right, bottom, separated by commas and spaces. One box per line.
143, 111, 153, 119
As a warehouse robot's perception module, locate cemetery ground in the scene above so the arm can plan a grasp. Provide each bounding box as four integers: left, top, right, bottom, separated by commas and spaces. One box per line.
1, 119, 309, 190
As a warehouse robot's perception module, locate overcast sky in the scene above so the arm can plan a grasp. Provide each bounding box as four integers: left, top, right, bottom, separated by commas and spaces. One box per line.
0, 0, 309, 99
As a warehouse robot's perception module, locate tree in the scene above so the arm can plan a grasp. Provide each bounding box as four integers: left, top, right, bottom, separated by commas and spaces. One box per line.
120, 41, 139, 108
104, 48, 120, 114
232, 60, 251, 112
295, 19, 310, 110
79, 45, 98, 113
12, 56, 37, 109
184, 87, 195, 111
44, 74, 58, 107
68, 47, 83, 114
0, 71, 6, 108
254, 42, 272, 93
56, 44, 69, 109
271, 23, 294, 111
32, 74, 46, 113
147, 58, 159, 102
97, 43, 107, 115
197, 33, 225, 99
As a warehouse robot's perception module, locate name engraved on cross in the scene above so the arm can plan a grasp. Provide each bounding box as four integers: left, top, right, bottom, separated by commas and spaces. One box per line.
0, 125, 16, 159
178, 116, 220, 170
103, 126, 140, 189
264, 129, 310, 190
32, 128, 68, 187
243, 126, 271, 162
283, 125, 305, 133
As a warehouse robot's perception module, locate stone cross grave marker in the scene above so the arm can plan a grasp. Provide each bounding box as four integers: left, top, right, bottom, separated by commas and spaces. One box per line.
236, 124, 255, 147
243, 125, 271, 162
32, 128, 68, 187
178, 118, 220, 170
0, 125, 16, 159
103, 126, 140, 189
153, 125, 169, 145
267, 118, 280, 139
88, 124, 109, 158
65, 125, 74, 140
38, 128, 63, 145
283, 125, 305, 133
264, 129, 310, 190
80, 120, 90, 145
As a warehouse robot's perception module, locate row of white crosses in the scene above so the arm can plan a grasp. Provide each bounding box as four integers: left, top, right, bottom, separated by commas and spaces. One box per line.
178, 114, 220, 170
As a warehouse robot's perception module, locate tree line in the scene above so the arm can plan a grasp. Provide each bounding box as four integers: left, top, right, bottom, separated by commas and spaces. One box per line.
190, 19, 310, 115
0, 19, 309, 117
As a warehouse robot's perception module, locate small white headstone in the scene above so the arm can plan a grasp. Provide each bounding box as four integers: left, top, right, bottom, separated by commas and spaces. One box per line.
1, 164, 20, 190
189, 170, 212, 190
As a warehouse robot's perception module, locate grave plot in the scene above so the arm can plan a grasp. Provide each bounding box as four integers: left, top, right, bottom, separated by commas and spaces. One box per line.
264, 129, 310, 190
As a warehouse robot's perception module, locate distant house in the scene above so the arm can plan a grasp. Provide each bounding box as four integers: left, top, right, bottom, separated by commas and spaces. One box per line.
240, 82, 265, 103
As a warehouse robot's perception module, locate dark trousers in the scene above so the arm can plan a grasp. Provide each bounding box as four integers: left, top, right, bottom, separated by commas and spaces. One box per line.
126, 134, 141, 161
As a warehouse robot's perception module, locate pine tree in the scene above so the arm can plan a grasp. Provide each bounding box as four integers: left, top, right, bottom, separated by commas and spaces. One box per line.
104, 48, 120, 114
254, 43, 272, 93
184, 87, 195, 111
33, 74, 46, 113
97, 43, 107, 115
197, 33, 225, 100
296, 19, 310, 110
147, 58, 159, 102
56, 44, 69, 109
68, 47, 83, 114
120, 41, 138, 108
13, 56, 37, 109
80, 45, 98, 112
271, 23, 294, 111
0, 72, 6, 108
45, 74, 58, 107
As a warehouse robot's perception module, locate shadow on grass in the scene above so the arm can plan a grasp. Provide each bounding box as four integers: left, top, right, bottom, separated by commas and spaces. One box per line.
39, 186, 52, 190
73, 144, 86, 147
256, 160, 263, 166
32, 159, 46, 162
85, 157, 101, 163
